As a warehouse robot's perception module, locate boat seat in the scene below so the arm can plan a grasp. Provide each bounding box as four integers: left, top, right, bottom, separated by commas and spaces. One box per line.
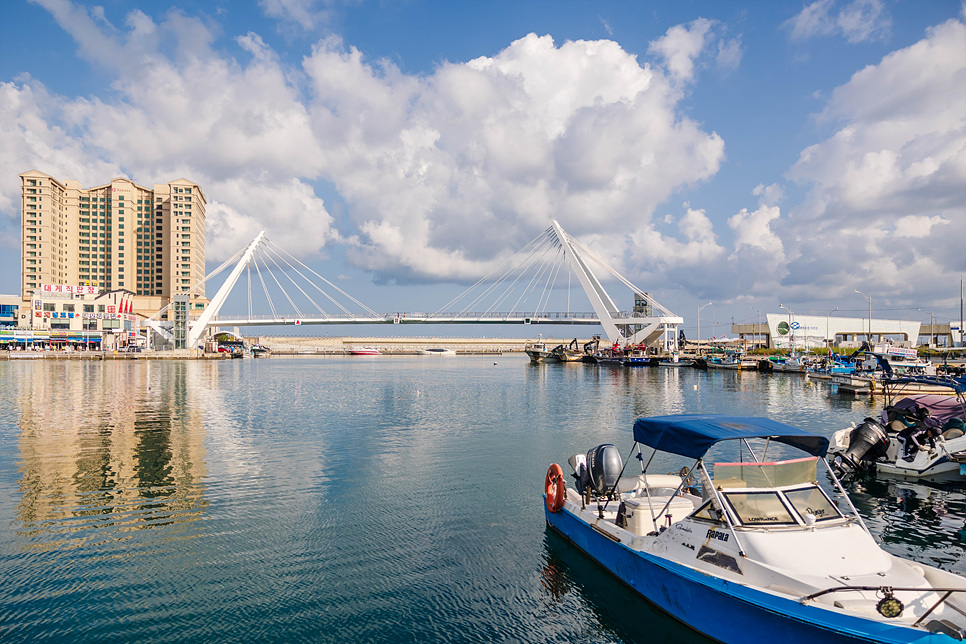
944, 428, 965, 440
617, 474, 683, 494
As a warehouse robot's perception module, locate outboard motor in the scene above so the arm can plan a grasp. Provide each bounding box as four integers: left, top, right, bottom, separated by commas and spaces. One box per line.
585, 444, 623, 497
835, 418, 889, 475
567, 453, 588, 494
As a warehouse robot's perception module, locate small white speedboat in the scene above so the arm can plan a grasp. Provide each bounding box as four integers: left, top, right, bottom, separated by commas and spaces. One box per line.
349, 346, 381, 355
417, 347, 456, 356
544, 414, 966, 642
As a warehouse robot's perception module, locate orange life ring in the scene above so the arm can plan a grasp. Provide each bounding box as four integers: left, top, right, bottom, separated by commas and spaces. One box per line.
545, 463, 565, 513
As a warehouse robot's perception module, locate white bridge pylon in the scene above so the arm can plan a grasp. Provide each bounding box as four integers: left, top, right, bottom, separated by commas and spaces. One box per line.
189, 221, 683, 348
547, 220, 683, 347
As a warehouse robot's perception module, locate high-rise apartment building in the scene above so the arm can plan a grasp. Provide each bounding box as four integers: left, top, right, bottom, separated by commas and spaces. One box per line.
19, 170, 208, 318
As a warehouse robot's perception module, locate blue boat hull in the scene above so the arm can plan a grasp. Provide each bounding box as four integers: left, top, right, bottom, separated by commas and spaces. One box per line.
545, 502, 950, 644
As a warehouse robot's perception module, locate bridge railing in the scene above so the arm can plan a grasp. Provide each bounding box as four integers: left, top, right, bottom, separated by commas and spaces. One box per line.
209, 310, 686, 323
209, 311, 607, 322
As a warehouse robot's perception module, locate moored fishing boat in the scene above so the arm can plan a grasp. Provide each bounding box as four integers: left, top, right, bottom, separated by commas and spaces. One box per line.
659, 351, 691, 367
706, 353, 757, 370
525, 341, 560, 363
544, 414, 966, 642
552, 339, 585, 362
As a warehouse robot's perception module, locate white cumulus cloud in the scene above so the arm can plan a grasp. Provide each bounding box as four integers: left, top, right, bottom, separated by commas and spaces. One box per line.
784, 17, 966, 300
784, 0, 891, 44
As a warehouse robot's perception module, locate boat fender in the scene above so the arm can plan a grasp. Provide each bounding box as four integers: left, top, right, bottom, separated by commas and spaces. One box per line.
545, 463, 566, 513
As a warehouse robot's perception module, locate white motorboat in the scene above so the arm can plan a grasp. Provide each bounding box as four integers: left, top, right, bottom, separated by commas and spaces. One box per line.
544, 414, 966, 642
417, 347, 456, 356
830, 378, 966, 483
773, 352, 811, 373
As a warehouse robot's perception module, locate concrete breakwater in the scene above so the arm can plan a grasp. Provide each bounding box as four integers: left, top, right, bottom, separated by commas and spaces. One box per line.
251, 336, 594, 355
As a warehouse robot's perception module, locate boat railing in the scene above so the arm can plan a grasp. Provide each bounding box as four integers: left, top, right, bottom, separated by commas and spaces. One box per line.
800, 585, 966, 625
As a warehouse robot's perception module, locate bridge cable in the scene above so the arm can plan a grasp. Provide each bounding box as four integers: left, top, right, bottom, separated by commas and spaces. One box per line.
255, 249, 301, 318
256, 246, 312, 318
432, 229, 548, 317
265, 239, 380, 317
259, 245, 331, 318
471, 233, 556, 316
146, 245, 249, 321
261, 240, 358, 318
251, 252, 280, 319
507, 239, 558, 315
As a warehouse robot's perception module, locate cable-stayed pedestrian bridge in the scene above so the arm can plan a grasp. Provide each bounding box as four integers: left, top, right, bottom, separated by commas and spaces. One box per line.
149, 221, 683, 349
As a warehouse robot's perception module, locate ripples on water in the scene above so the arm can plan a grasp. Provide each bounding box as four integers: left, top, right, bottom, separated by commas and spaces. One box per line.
0, 357, 964, 643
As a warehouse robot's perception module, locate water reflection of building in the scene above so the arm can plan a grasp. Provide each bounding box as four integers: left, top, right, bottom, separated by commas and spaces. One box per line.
16, 361, 208, 543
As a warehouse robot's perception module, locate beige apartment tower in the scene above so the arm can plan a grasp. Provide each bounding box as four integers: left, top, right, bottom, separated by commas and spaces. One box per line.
19, 170, 208, 318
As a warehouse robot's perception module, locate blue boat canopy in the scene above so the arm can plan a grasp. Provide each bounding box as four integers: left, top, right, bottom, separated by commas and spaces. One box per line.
632, 414, 830, 459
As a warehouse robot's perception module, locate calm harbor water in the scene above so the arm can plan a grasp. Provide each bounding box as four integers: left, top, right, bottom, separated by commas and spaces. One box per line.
2, 356, 966, 643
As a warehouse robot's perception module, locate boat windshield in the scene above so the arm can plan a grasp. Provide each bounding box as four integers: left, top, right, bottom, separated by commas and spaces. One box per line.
721, 485, 844, 527
783, 486, 842, 523
723, 491, 797, 526
713, 457, 817, 488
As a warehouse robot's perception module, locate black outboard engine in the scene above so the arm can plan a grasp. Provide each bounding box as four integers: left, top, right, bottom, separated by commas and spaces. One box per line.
835, 418, 889, 476
585, 444, 623, 497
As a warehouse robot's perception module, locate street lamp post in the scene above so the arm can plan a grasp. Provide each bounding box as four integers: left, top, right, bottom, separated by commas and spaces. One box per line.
697, 302, 711, 356
779, 304, 793, 349
826, 307, 838, 350
854, 290, 872, 343
750, 306, 761, 349
918, 308, 935, 347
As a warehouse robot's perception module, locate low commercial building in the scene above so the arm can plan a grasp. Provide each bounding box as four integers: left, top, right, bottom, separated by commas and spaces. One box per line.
0, 294, 23, 329
26, 285, 144, 350
733, 314, 924, 350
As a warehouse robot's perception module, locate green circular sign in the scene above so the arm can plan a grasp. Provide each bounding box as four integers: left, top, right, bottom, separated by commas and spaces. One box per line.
777, 321, 790, 336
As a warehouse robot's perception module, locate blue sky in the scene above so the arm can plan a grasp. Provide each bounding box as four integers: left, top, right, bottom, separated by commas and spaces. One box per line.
2, 0, 965, 336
